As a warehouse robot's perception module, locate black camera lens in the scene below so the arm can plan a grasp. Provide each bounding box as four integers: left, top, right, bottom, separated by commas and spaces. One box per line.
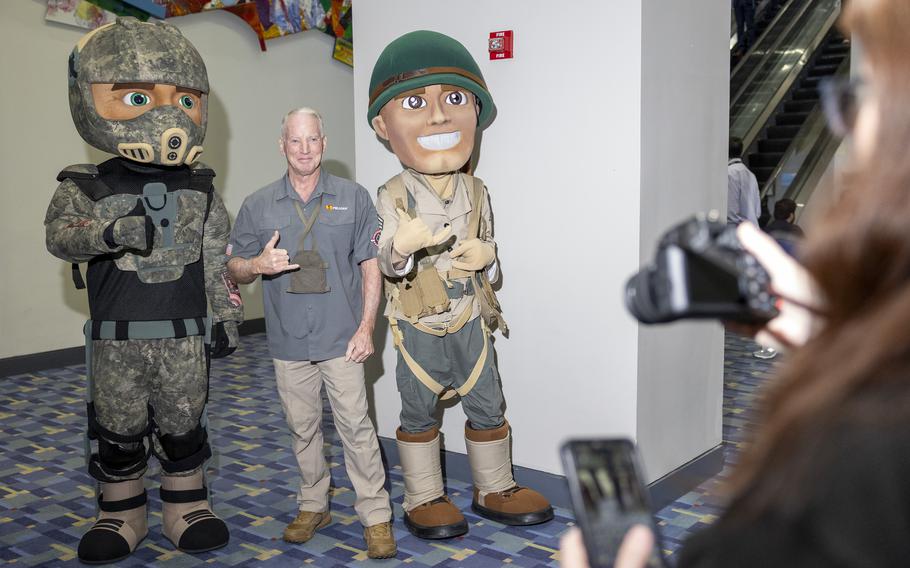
624, 269, 663, 324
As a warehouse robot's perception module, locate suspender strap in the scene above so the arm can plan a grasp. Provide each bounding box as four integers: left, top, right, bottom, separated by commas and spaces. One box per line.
389, 317, 489, 400
71, 263, 86, 290
292, 195, 323, 251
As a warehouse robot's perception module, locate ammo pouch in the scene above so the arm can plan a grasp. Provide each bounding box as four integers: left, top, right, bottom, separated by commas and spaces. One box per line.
288, 198, 329, 294
288, 250, 329, 294
396, 262, 450, 320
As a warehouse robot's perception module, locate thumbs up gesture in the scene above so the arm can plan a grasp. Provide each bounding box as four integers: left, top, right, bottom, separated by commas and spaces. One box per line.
391, 208, 452, 257
254, 231, 300, 275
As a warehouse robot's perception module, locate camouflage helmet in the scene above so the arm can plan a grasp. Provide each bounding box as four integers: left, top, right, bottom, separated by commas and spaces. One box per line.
68, 17, 210, 165
368, 30, 496, 130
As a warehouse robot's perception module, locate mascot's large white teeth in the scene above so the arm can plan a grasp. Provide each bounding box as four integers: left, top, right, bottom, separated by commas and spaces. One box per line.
417, 131, 461, 150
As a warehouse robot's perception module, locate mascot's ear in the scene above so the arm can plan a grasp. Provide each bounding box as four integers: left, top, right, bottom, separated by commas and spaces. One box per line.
371, 115, 389, 141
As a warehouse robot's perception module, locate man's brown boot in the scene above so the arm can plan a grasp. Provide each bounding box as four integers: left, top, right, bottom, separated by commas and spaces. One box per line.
364, 521, 397, 559
283, 510, 331, 543
465, 421, 554, 526
397, 427, 468, 539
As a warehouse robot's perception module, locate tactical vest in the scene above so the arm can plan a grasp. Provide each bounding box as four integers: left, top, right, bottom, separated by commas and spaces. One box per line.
381, 173, 507, 335
57, 158, 215, 321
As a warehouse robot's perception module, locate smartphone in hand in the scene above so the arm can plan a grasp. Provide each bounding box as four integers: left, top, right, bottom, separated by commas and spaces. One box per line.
561, 439, 667, 568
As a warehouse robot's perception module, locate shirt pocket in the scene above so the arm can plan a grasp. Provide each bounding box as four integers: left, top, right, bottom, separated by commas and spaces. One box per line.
316, 207, 355, 253
258, 215, 294, 246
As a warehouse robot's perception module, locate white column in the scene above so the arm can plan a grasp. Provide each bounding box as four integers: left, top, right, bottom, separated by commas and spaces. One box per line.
354, 0, 727, 481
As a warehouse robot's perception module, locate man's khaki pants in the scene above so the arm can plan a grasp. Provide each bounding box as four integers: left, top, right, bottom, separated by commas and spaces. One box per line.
273, 357, 391, 527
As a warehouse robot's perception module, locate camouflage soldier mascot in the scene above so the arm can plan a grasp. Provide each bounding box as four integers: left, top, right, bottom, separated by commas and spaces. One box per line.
368, 30, 553, 539
44, 18, 242, 564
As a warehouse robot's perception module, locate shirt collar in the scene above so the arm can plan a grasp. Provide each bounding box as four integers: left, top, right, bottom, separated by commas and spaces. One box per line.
276, 171, 335, 202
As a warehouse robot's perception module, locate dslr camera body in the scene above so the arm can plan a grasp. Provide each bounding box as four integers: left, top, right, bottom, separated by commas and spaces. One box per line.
625, 214, 778, 325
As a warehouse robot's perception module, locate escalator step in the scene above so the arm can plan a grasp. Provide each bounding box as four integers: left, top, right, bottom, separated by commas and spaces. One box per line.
785, 100, 816, 113
759, 139, 790, 153
753, 167, 776, 184
793, 89, 820, 101
749, 153, 784, 168
767, 125, 800, 139
817, 54, 845, 66
825, 44, 851, 55
777, 112, 809, 126
809, 64, 840, 77
801, 77, 821, 89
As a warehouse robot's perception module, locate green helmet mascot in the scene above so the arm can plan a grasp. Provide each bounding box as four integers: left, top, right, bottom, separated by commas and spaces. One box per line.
45, 17, 243, 564
369, 30, 554, 540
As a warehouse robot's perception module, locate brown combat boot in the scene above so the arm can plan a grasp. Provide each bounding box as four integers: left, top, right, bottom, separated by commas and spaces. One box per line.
283, 510, 331, 543
465, 421, 554, 526
364, 521, 397, 559
397, 427, 468, 539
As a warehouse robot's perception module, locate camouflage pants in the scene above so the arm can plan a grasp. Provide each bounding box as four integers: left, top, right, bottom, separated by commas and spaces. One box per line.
92, 336, 208, 480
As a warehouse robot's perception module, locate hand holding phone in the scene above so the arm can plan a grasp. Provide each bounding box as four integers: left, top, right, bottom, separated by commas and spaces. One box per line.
560, 439, 667, 568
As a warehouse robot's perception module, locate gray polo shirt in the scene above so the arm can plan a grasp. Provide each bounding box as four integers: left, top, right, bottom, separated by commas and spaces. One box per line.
229, 171, 378, 361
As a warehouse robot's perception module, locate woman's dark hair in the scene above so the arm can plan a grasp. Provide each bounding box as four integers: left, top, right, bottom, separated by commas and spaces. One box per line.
730, 0, 910, 518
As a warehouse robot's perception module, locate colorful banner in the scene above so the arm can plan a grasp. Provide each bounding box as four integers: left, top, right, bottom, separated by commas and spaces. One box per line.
46, 0, 352, 58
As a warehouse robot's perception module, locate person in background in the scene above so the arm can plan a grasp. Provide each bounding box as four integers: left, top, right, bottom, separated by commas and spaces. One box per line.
753, 198, 805, 360
562, 0, 910, 565
765, 198, 805, 254
727, 136, 761, 226
733, 0, 757, 53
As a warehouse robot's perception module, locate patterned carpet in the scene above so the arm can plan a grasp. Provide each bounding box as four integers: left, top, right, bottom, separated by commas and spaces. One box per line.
0, 331, 774, 566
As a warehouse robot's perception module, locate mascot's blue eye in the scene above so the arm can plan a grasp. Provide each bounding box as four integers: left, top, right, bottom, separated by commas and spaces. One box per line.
445, 91, 467, 105
179, 95, 195, 109
402, 95, 426, 110
124, 92, 150, 106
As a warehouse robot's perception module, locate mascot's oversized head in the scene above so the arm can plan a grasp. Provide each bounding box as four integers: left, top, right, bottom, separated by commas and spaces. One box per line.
68, 17, 209, 166
368, 30, 496, 175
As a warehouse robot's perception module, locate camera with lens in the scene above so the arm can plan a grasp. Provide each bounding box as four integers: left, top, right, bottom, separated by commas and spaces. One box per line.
625, 213, 778, 325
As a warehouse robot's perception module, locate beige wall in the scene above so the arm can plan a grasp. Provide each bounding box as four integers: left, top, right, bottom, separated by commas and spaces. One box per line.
1, 1, 354, 358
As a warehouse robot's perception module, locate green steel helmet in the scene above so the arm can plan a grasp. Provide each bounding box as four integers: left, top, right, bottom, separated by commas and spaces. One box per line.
68, 17, 210, 166
368, 30, 496, 129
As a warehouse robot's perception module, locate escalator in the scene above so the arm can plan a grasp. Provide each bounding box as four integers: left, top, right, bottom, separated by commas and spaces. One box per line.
728, 0, 849, 224
729, 0, 788, 74
748, 31, 849, 190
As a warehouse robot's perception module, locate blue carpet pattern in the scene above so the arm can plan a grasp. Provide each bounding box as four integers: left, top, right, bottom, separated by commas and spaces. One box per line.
0, 332, 773, 566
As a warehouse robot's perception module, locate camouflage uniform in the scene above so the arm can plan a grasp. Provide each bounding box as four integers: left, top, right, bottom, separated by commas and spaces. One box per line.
45, 18, 241, 563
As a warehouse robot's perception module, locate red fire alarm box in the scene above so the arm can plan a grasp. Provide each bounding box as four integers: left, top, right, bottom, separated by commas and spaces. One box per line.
489, 30, 513, 60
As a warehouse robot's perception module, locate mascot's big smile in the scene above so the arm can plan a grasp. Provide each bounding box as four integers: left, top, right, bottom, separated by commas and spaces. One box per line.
417, 131, 460, 151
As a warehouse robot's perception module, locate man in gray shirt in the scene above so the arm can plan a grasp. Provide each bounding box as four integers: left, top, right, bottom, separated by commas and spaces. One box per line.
727, 136, 761, 226
227, 108, 395, 559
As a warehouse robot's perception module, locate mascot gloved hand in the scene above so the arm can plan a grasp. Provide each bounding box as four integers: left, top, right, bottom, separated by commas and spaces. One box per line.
45, 17, 242, 564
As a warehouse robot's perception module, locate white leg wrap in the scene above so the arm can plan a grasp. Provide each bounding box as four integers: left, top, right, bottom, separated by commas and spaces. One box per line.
465, 433, 516, 503
396, 434, 445, 512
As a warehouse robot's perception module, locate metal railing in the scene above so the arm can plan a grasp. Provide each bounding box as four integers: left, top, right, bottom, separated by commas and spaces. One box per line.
730, 0, 841, 152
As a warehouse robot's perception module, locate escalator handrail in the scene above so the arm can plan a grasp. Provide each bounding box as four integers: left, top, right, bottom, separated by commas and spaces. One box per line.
759, 54, 851, 200
737, 0, 841, 152
731, 0, 818, 107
